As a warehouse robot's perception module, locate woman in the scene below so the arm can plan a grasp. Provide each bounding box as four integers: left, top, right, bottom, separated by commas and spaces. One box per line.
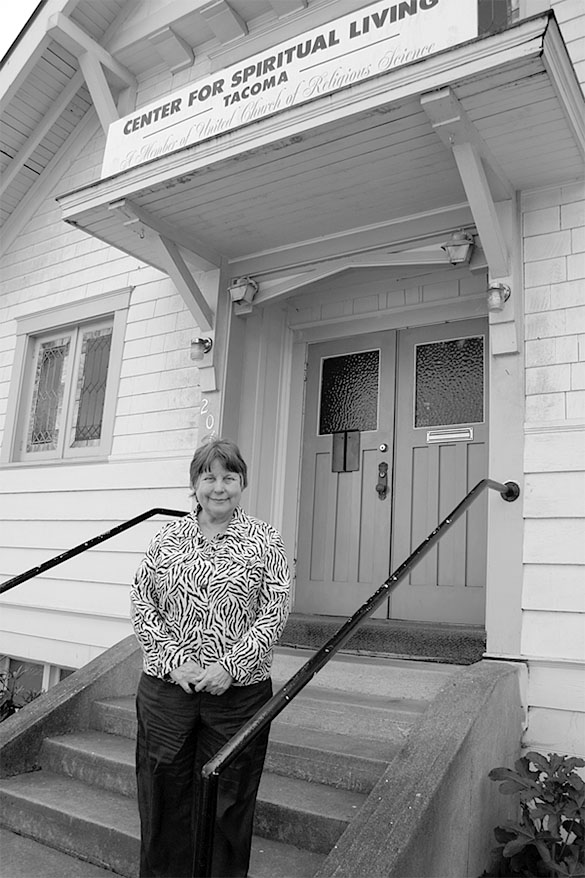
131, 439, 291, 878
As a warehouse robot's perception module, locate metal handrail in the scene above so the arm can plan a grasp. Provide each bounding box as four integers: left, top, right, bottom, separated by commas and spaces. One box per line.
192, 477, 520, 877
0, 507, 188, 595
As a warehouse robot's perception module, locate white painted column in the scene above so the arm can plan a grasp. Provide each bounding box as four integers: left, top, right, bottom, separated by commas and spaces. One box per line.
485, 198, 526, 657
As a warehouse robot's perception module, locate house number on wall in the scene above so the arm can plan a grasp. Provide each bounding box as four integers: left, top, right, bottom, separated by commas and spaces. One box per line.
200, 397, 215, 431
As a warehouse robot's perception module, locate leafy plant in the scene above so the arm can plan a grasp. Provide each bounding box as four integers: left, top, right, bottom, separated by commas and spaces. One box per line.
0, 664, 41, 722
487, 752, 585, 877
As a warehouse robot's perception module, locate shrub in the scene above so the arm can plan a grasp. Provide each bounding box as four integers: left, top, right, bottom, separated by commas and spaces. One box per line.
0, 664, 41, 722
486, 752, 585, 877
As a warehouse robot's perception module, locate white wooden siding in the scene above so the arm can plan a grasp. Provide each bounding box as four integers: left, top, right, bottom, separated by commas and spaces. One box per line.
0, 102, 202, 670
518, 1, 585, 761
522, 170, 585, 758
525, 707, 585, 759
523, 564, 585, 614
521, 612, 585, 662
529, 660, 585, 712
551, 0, 585, 84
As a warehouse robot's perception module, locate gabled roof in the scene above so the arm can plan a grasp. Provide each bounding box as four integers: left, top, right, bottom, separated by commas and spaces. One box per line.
0, 0, 309, 243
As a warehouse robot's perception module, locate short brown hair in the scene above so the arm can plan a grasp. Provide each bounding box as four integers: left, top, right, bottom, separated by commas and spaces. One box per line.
189, 438, 248, 492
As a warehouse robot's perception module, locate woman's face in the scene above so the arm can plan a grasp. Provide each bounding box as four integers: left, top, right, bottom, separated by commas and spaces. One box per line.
195, 459, 242, 522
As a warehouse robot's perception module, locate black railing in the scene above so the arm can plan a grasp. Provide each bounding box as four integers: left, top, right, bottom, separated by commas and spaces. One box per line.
0, 508, 188, 595
192, 477, 520, 877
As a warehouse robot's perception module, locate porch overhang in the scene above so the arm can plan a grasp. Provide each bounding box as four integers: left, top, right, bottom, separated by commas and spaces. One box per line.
57, 12, 584, 305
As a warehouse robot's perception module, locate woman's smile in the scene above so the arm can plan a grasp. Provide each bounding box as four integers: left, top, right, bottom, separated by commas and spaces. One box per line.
195, 460, 242, 525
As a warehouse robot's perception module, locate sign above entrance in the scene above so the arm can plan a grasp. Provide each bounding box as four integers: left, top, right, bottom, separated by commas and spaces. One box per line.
101, 0, 477, 178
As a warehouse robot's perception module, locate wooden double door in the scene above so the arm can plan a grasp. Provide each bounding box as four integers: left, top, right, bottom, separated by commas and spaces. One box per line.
295, 319, 488, 624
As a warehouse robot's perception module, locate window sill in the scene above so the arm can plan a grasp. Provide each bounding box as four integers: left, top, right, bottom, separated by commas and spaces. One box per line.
0, 456, 111, 470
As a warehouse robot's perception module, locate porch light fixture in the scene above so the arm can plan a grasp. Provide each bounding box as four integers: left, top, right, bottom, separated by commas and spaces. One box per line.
486, 282, 511, 312
228, 276, 259, 304
441, 229, 475, 265
190, 337, 213, 360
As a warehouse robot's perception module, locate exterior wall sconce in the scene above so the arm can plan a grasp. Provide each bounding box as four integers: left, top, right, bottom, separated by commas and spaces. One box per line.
441, 229, 475, 265
190, 337, 213, 360
228, 277, 259, 305
487, 282, 511, 312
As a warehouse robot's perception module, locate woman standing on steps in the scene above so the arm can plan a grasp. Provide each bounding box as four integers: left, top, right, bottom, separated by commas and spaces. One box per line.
130, 438, 291, 878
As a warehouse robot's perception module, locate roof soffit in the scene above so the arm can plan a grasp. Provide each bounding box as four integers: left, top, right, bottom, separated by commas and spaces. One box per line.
1, 0, 130, 238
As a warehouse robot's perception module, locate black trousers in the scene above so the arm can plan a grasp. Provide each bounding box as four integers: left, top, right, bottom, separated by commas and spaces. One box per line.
135, 672, 272, 878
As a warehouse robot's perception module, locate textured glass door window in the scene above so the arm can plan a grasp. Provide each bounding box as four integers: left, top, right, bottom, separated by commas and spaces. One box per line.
414, 336, 484, 428
319, 350, 379, 434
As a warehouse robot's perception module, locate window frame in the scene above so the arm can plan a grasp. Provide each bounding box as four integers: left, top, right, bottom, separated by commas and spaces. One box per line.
1, 289, 132, 466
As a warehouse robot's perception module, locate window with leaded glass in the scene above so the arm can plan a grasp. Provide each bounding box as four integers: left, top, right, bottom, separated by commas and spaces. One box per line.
1, 289, 131, 466
21, 320, 114, 460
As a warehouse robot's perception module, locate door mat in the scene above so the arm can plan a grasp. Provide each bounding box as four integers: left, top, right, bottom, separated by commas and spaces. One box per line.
280, 613, 486, 665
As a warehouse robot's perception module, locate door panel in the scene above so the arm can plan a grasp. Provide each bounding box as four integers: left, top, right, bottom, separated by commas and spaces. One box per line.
295, 332, 396, 617
390, 319, 488, 624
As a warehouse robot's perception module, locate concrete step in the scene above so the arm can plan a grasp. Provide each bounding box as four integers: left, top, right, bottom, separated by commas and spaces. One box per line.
0, 828, 115, 878
0, 771, 326, 878
92, 695, 394, 793
89, 650, 456, 800
266, 721, 392, 793
256, 772, 364, 853
36, 731, 368, 852
93, 648, 454, 750
272, 647, 458, 702
41, 730, 135, 798
0, 771, 139, 877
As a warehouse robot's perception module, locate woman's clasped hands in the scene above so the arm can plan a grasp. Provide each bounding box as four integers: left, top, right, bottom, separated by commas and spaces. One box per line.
170, 660, 233, 696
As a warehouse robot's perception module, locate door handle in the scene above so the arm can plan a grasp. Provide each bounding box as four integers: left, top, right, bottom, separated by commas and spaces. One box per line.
376, 462, 388, 499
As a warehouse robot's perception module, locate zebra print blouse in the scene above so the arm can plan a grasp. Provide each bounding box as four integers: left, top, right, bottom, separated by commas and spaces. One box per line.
130, 506, 291, 685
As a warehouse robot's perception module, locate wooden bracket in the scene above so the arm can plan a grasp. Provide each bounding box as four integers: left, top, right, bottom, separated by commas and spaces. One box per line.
421, 88, 512, 278
109, 199, 221, 271
422, 87, 520, 354
199, 1, 247, 42
148, 27, 194, 74
108, 200, 215, 330
78, 51, 119, 130
47, 12, 137, 132
421, 88, 513, 200
252, 248, 448, 306
267, 0, 308, 16
158, 235, 214, 331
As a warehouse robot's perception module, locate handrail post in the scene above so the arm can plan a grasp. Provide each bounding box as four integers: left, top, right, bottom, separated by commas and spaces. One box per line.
193, 771, 219, 878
